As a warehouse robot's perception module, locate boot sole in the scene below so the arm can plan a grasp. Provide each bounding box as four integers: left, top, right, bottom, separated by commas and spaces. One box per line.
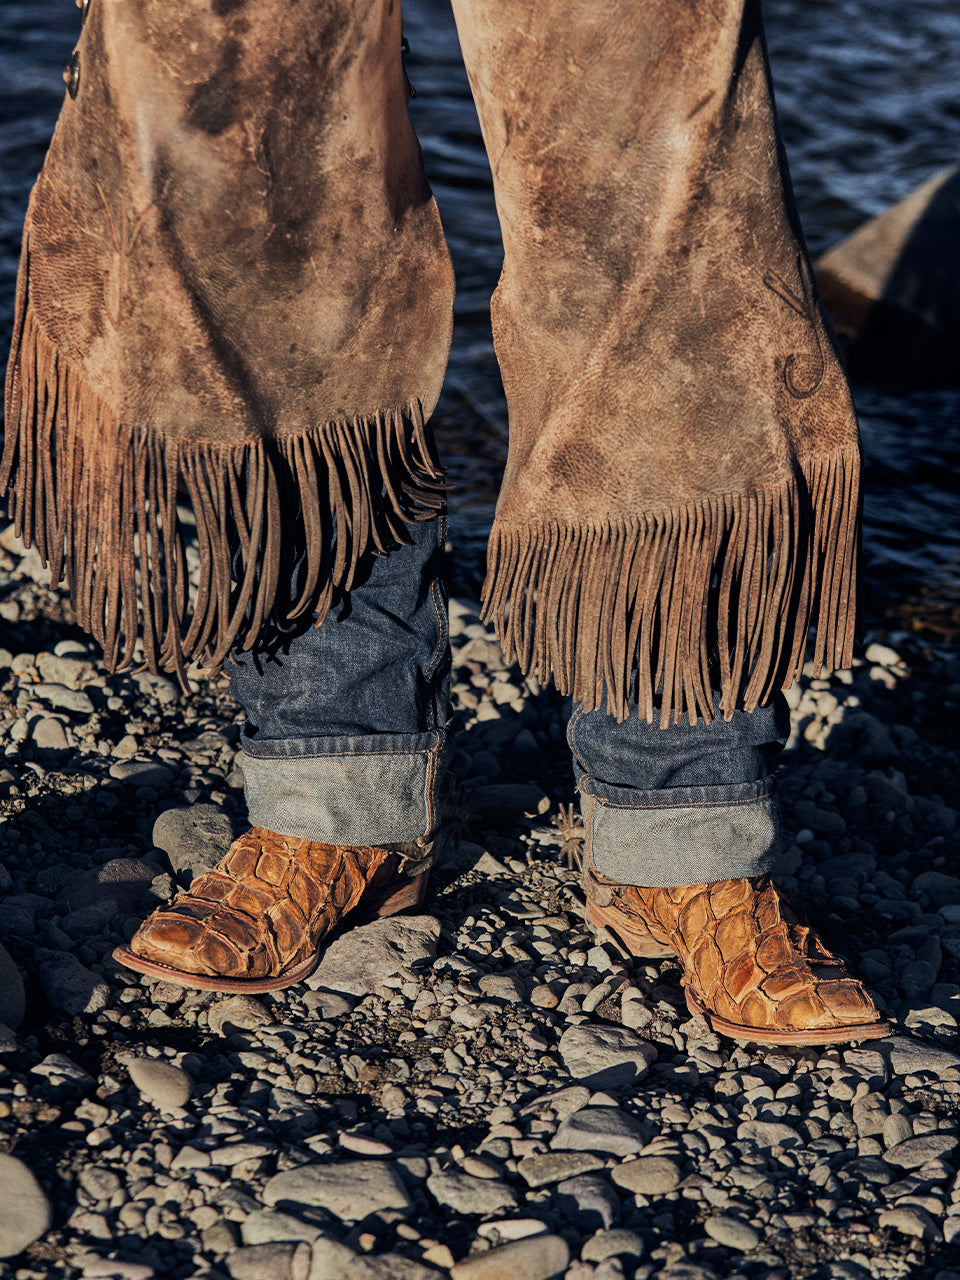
113, 867, 430, 994
684, 987, 892, 1046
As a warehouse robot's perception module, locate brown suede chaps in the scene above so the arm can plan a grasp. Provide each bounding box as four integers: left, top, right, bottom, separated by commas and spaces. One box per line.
3, 0, 860, 726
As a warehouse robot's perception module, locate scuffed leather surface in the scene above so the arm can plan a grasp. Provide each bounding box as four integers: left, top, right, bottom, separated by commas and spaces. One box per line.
21, 0, 454, 440
127, 827, 403, 980
451, 0, 860, 524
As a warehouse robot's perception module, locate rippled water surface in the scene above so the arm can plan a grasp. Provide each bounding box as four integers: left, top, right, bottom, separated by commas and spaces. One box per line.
2, 0, 959, 632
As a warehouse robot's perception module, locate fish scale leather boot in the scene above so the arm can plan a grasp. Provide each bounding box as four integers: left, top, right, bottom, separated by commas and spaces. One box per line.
585, 866, 889, 1045
114, 827, 428, 993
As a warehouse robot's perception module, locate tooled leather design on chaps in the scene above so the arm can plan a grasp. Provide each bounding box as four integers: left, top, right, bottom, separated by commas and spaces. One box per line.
610, 877, 880, 1032
127, 828, 394, 980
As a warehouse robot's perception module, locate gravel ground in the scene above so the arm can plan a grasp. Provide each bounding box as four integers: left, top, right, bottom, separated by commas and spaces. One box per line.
0, 523, 959, 1280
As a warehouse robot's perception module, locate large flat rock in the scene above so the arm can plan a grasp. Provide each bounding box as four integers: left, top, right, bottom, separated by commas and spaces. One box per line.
263, 1160, 412, 1221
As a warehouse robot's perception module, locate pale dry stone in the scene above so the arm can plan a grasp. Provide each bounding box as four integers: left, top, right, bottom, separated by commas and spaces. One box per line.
552, 1175, 620, 1233
882, 1113, 913, 1150
878, 1035, 960, 1079
703, 1216, 761, 1251
426, 1169, 517, 1216
345, 1256, 443, 1280
878, 1206, 942, 1241
153, 804, 235, 882
581, 1230, 646, 1264
264, 1161, 412, 1221
209, 996, 272, 1036
0, 1154, 52, 1258
451, 1234, 569, 1280
309, 1237, 359, 1280
517, 1153, 604, 1188
306, 916, 440, 997
611, 1157, 681, 1196
125, 1057, 192, 1110
241, 1211, 323, 1246
31, 718, 68, 751
109, 760, 176, 788
736, 1119, 803, 1150
227, 1242, 312, 1280
884, 1134, 958, 1169
79, 1261, 154, 1279
558, 1025, 657, 1090
553, 1106, 651, 1157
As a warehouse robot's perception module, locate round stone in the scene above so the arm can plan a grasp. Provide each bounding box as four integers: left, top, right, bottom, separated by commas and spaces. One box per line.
611, 1157, 681, 1196
581, 1228, 646, 1263
0, 1154, 52, 1258
126, 1057, 192, 1110
703, 1216, 761, 1251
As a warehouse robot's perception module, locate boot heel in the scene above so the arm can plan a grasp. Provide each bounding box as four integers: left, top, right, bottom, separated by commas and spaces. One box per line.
585, 897, 673, 959
369, 869, 430, 918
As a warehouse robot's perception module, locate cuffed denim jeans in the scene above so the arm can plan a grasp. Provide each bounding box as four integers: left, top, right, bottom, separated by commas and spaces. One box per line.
227, 516, 450, 848
228, 512, 788, 886
570, 694, 789, 887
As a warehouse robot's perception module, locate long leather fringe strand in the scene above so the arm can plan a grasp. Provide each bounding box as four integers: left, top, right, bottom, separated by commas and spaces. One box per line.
482, 451, 859, 728
2, 301, 445, 688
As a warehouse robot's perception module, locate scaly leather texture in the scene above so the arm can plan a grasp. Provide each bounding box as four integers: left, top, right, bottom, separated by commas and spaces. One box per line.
594, 875, 886, 1043
118, 827, 415, 989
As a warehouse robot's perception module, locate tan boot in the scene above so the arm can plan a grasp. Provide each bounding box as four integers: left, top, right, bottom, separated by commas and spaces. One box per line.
113, 828, 428, 993
585, 869, 889, 1046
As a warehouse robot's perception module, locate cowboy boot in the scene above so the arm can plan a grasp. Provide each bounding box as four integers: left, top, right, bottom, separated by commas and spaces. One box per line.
584, 861, 889, 1046
113, 828, 429, 993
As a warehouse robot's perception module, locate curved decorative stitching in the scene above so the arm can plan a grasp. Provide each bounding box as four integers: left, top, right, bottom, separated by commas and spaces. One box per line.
567, 707, 590, 773
423, 514, 448, 683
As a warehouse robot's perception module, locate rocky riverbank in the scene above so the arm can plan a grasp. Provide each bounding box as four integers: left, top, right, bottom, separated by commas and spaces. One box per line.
0, 524, 958, 1280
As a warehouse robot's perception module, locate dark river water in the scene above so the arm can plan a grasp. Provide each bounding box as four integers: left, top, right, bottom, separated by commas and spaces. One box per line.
2, 0, 959, 636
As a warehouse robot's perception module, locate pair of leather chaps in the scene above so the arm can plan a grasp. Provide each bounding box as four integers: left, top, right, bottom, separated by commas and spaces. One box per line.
3, 0, 860, 726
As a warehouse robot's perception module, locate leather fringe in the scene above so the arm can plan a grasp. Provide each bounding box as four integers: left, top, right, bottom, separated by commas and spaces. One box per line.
482, 454, 859, 727
2, 299, 445, 688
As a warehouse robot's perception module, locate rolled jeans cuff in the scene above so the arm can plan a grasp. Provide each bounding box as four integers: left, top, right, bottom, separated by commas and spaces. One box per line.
580, 775, 782, 888
239, 730, 445, 849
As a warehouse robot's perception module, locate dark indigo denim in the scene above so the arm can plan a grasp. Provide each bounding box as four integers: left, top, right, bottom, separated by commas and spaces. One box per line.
227, 515, 449, 846
569, 693, 790, 885
227, 507, 788, 884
